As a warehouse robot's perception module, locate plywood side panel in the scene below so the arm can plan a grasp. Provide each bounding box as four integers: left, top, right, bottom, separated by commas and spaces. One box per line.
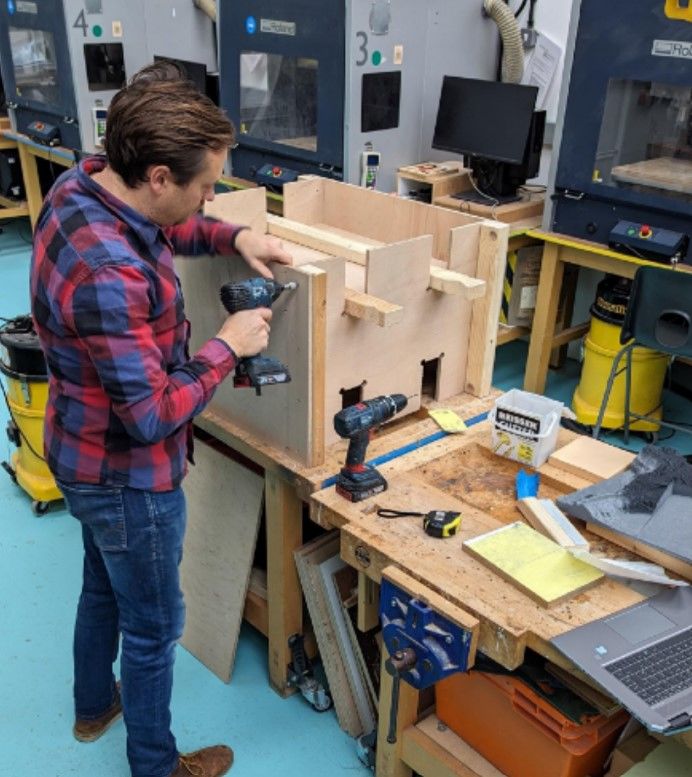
282, 176, 325, 224
176, 255, 325, 465
311, 235, 475, 448
204, 187, 267, 234
465, 221, 510, 397
180, 439, 264, 682
319, 179, 481, 260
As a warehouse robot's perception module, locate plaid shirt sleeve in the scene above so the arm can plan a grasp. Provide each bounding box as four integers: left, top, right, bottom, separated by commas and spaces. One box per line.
163, 214, 246, 257
66, 261, 235, 444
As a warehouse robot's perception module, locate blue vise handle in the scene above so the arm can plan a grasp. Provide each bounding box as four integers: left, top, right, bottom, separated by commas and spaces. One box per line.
380, 576, 477, 743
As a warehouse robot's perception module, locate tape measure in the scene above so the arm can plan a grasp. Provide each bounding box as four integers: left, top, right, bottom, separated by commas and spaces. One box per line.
376, 508, 461, 539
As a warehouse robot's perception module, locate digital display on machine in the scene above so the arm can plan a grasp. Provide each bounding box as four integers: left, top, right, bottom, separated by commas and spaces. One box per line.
84, 43, 126, 91
239, 52, 318, 153
595, 78, 692, 207
432, 76, 537, 165
9, 27, 60, 105
361, 71, 401, 133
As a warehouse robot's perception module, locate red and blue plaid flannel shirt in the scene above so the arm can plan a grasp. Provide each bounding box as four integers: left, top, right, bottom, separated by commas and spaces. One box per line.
31, 156, 242, 491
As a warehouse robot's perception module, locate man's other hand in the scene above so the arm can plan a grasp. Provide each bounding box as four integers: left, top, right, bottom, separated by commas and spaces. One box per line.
234, 230, 293, 279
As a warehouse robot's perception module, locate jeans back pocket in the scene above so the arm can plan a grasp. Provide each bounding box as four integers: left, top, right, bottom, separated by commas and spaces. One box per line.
58, 482, 127, 552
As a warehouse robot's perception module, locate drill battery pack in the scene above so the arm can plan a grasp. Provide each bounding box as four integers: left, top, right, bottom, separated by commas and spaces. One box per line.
335, 465, 388, 502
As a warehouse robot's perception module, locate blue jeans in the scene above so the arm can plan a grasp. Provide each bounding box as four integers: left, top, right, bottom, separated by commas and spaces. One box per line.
59, 482, 186, 777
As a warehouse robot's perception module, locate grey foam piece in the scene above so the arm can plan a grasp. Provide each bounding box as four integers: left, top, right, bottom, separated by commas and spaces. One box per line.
557, 449, 692, 564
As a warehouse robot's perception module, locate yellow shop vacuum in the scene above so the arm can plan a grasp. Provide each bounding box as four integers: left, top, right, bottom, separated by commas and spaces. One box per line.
0, 316, 61, 514
573, 276, 668, 433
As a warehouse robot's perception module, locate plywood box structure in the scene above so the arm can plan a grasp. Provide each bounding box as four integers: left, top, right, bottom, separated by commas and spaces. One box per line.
177, 178, 509, 467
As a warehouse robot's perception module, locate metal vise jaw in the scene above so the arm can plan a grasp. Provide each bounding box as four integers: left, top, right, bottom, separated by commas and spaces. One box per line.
380, 577, 475, 689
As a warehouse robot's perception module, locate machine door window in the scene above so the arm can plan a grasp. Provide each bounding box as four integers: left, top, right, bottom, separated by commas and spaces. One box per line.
595, 78, 692, 205
9, 27, 60, 105
84, 43, 126, 92
239, 52, 318, 153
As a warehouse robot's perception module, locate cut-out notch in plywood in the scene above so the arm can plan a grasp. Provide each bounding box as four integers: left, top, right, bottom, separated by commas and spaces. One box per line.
463, 522, 604, 607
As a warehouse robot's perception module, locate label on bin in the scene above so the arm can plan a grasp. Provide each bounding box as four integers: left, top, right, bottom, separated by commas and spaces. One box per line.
495, 408, 541, 441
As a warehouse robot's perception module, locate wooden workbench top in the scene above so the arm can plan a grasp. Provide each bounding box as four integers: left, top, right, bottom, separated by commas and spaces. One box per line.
196, 389, 500, 501
310, 423, 646, 672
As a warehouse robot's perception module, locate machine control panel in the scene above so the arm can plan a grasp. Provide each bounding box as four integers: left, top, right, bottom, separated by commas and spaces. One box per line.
254, 163, 299, 189
609, 220, 689, 264
360, 150, 381, 189
92, 108, 108, 148
26, 121, 61, 147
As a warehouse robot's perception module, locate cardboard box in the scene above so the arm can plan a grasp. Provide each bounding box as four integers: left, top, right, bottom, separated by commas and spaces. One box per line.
500, 245, 542, 327
605, 728, 660, 777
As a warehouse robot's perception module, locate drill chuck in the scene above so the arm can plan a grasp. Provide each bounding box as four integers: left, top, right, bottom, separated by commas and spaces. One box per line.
219, 278, 297, 315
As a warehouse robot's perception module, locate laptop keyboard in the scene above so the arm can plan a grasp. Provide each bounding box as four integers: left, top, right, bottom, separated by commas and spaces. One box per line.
605, 627, 692, 706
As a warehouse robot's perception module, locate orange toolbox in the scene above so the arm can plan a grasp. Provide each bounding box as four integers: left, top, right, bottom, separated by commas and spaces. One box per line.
436, 669, 629, 777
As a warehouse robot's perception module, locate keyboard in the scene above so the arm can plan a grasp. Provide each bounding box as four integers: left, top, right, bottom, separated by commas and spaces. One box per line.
605, 627, 692, 706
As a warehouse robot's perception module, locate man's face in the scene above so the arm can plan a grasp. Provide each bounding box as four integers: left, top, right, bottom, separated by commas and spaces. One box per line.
160, 147, 227, 225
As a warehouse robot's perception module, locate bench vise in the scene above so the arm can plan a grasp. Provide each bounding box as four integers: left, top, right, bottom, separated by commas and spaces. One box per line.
379, 574, 478, 744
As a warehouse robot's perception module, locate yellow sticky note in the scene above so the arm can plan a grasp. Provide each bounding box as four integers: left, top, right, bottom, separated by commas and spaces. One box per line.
429, 408, 467, 434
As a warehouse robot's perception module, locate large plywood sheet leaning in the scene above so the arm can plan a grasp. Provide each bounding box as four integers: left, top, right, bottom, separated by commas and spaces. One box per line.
180, 438, 264, 682
177, 180, 509, 467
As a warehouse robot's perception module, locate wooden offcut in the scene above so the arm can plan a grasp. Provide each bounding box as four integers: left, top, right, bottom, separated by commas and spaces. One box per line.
517, 497, 589, 549
180, 438, 264, 682
545, 436, 635, 483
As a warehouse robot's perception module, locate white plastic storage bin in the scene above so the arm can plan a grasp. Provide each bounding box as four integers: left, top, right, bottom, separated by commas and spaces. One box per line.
489, 390, 564, 468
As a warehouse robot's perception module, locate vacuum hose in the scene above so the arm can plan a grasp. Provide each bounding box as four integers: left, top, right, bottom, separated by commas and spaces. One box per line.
193, 0, 217, 23
483, 0, 524, 83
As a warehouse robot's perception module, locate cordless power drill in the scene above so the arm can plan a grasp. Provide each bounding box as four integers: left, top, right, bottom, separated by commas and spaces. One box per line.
219, 278, 297, 395
333, 394, 408, 502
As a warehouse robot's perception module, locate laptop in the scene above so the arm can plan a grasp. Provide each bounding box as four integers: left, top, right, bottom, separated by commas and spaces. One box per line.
551, 586, 692, 733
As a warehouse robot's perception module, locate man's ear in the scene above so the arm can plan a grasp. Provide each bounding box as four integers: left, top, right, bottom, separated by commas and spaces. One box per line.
147, 164, 172, 194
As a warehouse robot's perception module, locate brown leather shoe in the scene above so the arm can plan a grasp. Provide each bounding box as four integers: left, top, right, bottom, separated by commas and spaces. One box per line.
73, 683, 122, 742
169, 745, 233, 777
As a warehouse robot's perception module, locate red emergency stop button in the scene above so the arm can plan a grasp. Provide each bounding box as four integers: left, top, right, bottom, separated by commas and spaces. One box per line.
640, 225, 653, 238
272, 166, 281, 176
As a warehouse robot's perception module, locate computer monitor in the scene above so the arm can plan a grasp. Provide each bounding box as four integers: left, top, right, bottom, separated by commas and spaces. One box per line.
432, 76, 543, 203
154, 55, 208, 97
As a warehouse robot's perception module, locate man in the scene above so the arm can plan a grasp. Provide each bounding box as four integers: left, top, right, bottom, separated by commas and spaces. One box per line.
30, 63, 291, 777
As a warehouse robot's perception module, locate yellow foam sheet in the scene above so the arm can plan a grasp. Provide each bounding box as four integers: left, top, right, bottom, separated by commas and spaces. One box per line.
463, 522, 604, 606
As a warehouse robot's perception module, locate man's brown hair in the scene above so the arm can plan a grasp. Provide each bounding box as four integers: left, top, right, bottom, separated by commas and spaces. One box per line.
104, 62, 235, 188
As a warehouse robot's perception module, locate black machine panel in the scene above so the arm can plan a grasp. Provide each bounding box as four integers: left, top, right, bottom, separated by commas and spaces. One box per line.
552, 0, 692, 263
219, 0, 346, 181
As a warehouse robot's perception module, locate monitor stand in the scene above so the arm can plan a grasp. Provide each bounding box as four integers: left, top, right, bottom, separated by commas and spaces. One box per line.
451, 189, 521, 205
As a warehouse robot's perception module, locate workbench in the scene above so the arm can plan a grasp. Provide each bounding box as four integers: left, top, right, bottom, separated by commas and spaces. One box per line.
0, 120, 30, 222
310, 421, 688, 777
522, 230, 692, 396
195, 390, 499, 696
1, 130, 76, 229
